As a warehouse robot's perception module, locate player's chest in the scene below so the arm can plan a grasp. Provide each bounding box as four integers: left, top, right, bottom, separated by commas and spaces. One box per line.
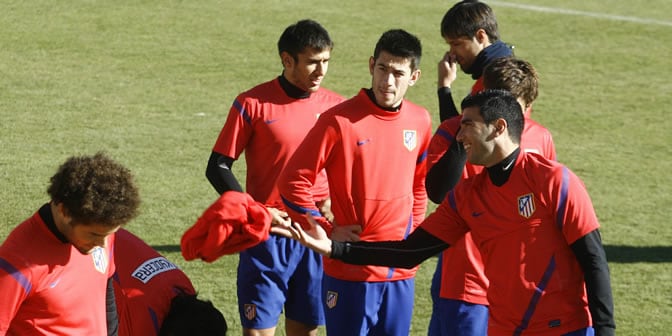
461, 185, 554, 240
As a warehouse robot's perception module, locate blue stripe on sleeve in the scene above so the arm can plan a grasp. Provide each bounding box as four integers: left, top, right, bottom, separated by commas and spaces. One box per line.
417, 149, 427, 164
447, 190, 457, 210
0, 257, 32, 296
555, 167, 570, 231
232, 99, 252, 125
435, 128, 454, 142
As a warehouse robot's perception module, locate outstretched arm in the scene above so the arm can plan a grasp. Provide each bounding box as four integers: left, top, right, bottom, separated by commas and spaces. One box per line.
279, 214, 449, 269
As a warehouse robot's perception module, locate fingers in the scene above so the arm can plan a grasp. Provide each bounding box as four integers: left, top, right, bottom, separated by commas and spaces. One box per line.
267, 207, 290, 226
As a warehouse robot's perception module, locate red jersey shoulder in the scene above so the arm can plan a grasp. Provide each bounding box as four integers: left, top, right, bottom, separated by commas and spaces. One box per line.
519, 152, 566, 188
437, 115, 462, 135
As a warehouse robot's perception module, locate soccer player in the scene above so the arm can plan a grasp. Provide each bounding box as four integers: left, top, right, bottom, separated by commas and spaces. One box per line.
204, 19, 345, 336
282, 90, 616, 336
278, 29, 432, 336
425, 57, 557, 335
426, 2, 516, 332
112, 228, 227, 336
436, 0, 513, 122
0, 152, 140, 335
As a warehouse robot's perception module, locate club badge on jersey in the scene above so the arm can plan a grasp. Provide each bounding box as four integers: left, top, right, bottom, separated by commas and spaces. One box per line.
403, 130, 417, 151
326, 291, 338, 309
91, 246, 108, 274
518, 193, 536, 218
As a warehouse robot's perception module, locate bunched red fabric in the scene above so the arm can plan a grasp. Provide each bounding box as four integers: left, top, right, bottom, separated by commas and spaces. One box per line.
181, 191, 271, 262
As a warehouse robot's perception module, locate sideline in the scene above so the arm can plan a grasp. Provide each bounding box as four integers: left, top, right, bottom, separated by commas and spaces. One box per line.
488, 1, 672, 27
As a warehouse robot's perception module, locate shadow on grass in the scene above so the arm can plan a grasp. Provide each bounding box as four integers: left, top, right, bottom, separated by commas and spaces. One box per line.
152, 245, 182, 253
604, 245, 672, 263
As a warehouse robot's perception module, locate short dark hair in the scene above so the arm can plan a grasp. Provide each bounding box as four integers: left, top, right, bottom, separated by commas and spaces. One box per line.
461, 89, 524, 143
277, 19, 333, 61
441, 0, 499, 42
373, 29, 422, 70
483, 57, 539, 107
47, 152, 140, 227
158, 293, 228, 336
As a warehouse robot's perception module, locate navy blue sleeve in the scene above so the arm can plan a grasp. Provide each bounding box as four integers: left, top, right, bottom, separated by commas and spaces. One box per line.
331, 227, 448, 268
570, 229, 615, 336
438, 87, 459, 122
205, 151, 243, 195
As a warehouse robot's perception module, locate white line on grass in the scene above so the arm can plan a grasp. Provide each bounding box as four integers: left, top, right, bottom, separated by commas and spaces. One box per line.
488, 1, 672, 27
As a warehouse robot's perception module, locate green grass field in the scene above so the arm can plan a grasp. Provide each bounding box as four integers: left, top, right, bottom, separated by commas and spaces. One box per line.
1, 1, 671, 334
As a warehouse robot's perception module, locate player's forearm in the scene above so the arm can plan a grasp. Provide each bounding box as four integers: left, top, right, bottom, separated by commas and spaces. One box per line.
570, 230, 616, 335
205, 152, 243, 195
330, 228, 448, 268
438, 87, 459, 122
425, 140, 467, 204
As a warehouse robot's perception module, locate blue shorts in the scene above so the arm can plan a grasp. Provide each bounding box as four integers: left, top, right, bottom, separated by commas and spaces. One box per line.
322, 274, 415, 336
237, 234, 324, 329
428, 298, 488, 336
563, 327, 594, 336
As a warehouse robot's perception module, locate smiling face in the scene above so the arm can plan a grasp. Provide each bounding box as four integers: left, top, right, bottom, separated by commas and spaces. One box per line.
282, 47, 331, 93
368, 51, 420, 109
456, 106, 499, 167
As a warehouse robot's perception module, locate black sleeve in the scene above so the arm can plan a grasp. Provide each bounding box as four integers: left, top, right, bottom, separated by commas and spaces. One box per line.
438, 87, 459, 122
106, 277, 119, 336
570, 229, 616, 336
425, 139, 467, 204
330, 227, 449, 268
205, 151, 243, 195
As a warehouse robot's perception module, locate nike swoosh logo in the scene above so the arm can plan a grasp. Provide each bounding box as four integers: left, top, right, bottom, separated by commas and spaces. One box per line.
49, 279, 61, 288
357, 139, 371, 146
472, 212, 484, 217
265, 119, 279, 124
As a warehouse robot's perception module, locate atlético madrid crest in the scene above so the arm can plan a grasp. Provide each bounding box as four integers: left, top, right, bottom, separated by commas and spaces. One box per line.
91, 247, 108, 274
518, 193, 536, 218
326, 291, 338, 309
403, 130, 417, 151
244, 304, 256, 320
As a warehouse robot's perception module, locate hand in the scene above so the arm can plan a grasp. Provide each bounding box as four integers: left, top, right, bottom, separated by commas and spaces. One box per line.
438, 51, 458, 88
284, 213, 333, 256
266, 207, 291, 226
330, 225, 362, 242
317, 198, 334, 223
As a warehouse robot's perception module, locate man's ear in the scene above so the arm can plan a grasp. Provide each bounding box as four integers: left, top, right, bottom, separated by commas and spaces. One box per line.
280, 51, 293, 68
475, 28, 490, 44
369, 56, 375, 75
409, 69, 421, 86
494, 118, 508, 136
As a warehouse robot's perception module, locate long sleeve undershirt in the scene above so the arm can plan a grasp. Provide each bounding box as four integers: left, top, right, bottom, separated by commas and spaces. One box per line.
331, 148, 615, 335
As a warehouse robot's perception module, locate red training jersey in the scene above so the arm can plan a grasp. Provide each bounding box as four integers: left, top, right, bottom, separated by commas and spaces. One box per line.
0, 205, 115, 335
113, 229, 195, 336
422, 152, 597, 335
427, 113, 556, 305
212, 78, 344, 208
280, 89, 432, 282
